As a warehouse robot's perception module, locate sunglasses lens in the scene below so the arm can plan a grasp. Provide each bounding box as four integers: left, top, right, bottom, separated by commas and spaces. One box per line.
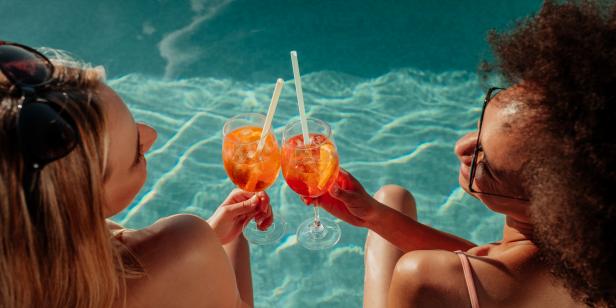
18, 102, 77, 165
0, 44, 52, 87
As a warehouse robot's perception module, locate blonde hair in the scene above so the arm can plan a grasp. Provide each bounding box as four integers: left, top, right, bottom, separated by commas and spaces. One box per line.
0, 56, 132, 307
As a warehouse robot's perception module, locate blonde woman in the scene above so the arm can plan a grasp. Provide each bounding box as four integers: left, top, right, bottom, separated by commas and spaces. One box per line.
0, 41, 271, 307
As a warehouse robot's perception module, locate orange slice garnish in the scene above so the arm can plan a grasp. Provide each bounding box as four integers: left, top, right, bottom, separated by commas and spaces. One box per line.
317, 143, 337, 189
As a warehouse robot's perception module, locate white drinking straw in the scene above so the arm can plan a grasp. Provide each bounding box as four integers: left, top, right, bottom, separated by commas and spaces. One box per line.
290, 50, 311, 145
256, 78, 284, 153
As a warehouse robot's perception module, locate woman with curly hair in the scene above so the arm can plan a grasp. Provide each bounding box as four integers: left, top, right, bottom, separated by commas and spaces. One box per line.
0, 43, 272, 307
311, 1, 615, 307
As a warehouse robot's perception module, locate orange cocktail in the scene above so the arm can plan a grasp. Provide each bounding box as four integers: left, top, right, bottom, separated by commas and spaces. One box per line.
223, 126, 280, 192
222, 113, 285, 245
281, 117, 341, 250
281, 134, 339, 198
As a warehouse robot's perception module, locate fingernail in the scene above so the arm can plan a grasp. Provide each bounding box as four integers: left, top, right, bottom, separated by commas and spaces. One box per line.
331, 184, 340, 195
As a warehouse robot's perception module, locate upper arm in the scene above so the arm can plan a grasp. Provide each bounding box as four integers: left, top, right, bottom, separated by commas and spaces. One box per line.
123, 214, 249, 308
189, 223, 248, 307
387, 250, 468, 308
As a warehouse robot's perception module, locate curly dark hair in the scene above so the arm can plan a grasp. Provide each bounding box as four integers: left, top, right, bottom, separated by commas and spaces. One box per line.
484, 1, 616, 307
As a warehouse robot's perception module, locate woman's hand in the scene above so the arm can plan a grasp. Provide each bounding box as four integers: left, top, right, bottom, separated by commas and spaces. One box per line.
208, 189, 273, 245
304, 169, 383, 228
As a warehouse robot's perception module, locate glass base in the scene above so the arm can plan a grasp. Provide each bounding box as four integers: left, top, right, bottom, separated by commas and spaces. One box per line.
297, 217, 341, 250
243, 217, 287, 245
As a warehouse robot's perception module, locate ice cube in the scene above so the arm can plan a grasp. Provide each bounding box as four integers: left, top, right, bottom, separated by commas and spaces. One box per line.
295, 158, 318, 174
313, 134, 327, 145
234, 148, 253, 163
246, 149, 259, 162
232, 165, 250, 184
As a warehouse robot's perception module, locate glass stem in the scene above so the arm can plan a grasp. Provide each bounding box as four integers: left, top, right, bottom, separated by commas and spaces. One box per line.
313, 206, 321, 227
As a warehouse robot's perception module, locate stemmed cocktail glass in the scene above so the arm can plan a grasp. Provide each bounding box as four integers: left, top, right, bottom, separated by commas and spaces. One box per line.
222, 113, 286, 244
282, 118, 341, 250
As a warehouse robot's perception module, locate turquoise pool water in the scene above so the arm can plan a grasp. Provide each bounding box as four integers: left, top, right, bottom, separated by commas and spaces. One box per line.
2, 0, 541, 306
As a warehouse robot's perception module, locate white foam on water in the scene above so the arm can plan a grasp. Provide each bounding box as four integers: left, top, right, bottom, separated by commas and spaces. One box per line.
108, 68, 504, 307
158, 0, 234, 79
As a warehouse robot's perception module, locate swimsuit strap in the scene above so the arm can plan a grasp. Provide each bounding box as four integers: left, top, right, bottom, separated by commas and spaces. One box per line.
455, 250, 480, 308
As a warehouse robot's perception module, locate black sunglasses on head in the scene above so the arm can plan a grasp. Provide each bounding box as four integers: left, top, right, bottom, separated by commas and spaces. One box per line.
0, 41, 78, 196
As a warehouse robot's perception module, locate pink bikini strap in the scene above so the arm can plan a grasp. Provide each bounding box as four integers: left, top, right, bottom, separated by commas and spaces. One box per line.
455, 250, 480, 308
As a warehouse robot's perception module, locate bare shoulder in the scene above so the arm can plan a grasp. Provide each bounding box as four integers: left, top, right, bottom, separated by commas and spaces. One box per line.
388, 250, 469, 308
118, 214, 246, 308
122, 214, 221, 269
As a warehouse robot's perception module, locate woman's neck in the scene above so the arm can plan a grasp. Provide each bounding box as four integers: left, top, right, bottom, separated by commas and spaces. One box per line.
502, 216, 535, 244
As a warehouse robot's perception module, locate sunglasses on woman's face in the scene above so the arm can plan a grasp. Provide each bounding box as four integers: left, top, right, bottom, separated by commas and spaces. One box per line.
468, 87, 529, 201
0, 41, 78, 200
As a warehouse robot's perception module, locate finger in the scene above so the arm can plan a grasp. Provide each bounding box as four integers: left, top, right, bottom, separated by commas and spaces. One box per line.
301, 196, 314, 205
225, 189, 257, 204
257, 215, 273, 231
256, 192, 271, 212
253, 214, 264, 225
266, 201, 273, 217
337, 169, 364, 192
253, 210, 266, 223
258, 191, 270, 203
225, 195, 260, 216
255, 204, 273, 223
255, 201, 273, 218
329, 182, 361, 204
261, 197, 272, 215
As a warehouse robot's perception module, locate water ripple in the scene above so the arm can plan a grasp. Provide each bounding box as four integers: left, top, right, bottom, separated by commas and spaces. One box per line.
109, 68, 504, 307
